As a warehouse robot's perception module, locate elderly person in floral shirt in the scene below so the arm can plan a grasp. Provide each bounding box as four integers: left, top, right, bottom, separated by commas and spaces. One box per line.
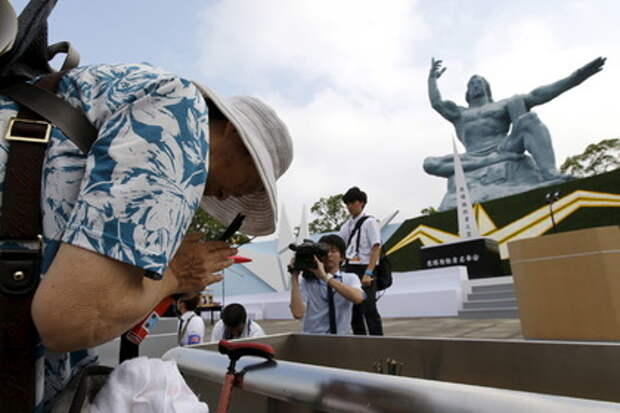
0, 60, 292, 410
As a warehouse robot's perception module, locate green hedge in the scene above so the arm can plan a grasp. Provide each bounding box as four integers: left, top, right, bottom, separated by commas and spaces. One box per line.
385, 168, 620, 272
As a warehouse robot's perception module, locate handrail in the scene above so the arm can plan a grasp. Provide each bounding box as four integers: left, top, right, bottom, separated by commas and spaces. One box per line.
163, 347, 620, 413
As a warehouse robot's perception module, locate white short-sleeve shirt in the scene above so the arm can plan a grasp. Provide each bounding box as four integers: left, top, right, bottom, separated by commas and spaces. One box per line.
210, 319, 266, 342
299, 271, 362, 334
338, 214, 381, 265
178, 312, 205, 346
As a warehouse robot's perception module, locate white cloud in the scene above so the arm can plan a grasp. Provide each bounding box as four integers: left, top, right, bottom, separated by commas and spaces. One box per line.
464, 7, 617, 167
194, 0, 620, 235
197, 0, 428, 99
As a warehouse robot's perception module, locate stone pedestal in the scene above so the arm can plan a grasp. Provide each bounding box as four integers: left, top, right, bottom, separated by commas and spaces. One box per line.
438, 155, 564, 211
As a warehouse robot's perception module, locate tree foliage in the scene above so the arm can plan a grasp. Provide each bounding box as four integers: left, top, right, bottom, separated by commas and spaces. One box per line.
308, 194, 349, 234
188, 208, 250, 244
420, 206, 439, 215
560, 138, 620, 178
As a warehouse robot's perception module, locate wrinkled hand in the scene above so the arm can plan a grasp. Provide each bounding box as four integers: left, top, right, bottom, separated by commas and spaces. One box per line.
168, 233, 237, 294
429, 57, 447, 79
361, 274, 373, 287
574, 56, 606, 83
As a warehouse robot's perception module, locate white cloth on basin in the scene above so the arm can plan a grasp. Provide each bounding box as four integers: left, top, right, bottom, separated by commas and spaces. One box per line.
90, 357, 208, 413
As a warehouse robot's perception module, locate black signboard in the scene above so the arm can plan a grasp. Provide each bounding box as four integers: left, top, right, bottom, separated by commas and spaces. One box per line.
420, 237, 503, 278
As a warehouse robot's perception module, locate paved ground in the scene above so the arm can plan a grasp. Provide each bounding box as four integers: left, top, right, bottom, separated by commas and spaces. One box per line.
204, 317, 524, 340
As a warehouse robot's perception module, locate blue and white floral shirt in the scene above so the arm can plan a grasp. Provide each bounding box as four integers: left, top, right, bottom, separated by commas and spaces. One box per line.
0, 63, 210, 411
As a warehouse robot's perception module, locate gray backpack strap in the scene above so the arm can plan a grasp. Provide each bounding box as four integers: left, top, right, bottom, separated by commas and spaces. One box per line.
0, 0, 59, 79
0, 1, 18, 57
48, 41, 80, 71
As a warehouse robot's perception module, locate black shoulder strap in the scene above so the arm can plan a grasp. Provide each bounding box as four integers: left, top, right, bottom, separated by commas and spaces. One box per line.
347, 215, 371, 247
0, 2, 96, 408
0, 75, 97, 153
327, 285, 337, 334
348, 215, 371, 257
0, 73, 97, 239
0, 73, 97, 411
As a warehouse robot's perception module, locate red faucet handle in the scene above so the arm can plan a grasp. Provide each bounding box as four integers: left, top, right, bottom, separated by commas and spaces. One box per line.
218, 340, 275, 362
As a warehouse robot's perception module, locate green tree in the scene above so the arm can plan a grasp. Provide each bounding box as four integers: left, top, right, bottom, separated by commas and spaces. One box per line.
420, 206, 439, 215
560, 138, 620, 178
308, 194, 349, 234
188, 208, 249, 244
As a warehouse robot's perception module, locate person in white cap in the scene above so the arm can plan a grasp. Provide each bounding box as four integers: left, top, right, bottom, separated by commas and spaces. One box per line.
0, 4, 294, 406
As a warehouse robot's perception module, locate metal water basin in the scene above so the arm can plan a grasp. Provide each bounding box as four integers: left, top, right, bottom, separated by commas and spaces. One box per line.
163, 333, 620, 412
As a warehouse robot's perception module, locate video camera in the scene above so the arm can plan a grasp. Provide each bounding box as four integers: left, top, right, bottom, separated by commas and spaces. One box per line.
288, 240, 329, 271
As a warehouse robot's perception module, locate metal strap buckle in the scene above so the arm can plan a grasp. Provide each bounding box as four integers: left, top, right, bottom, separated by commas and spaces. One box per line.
4, 117, 51, 144
0, 236, 43, 295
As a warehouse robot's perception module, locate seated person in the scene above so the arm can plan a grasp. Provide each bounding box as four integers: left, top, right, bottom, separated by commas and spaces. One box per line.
210, 303, 265, 341
289, 235, 365, 334
177, 294, 205, 346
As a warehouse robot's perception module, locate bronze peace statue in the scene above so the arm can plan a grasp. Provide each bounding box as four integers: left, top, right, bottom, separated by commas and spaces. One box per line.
424, 56, 606, 210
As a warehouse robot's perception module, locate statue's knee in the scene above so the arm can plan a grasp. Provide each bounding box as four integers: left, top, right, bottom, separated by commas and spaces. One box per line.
423, 157, 438, 174
515, 112, 541, 131
515, 112, 551, 144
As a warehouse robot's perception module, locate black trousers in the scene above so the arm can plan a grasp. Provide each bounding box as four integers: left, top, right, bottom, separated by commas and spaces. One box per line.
344, 264, 383, 336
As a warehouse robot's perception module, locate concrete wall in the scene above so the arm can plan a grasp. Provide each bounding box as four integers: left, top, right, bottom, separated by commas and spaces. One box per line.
216, 266, 469, 320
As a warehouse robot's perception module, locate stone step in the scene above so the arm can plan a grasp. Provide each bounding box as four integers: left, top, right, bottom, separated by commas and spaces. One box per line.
462, 298, 518, 309
471, 283, 515, 294
467, 291, 516, 301
458, 307, 519, 319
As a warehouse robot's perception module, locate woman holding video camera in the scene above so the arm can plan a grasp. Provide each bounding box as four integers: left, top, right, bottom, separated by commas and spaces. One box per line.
289, 235, 365, 334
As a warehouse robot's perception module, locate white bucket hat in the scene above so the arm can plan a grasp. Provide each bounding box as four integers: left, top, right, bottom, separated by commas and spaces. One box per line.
193, 83, 293, 236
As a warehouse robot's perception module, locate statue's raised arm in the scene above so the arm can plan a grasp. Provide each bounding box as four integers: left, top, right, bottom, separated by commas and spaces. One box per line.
423, 56, 606, 210
428, 58, 461, 122
524, 57, 606, 109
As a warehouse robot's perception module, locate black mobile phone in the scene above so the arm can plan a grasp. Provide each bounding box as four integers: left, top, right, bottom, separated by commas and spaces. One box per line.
218, 213, 246, 241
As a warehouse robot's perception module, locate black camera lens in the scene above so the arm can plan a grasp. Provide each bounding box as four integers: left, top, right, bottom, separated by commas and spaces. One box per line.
289, 240, 329, 271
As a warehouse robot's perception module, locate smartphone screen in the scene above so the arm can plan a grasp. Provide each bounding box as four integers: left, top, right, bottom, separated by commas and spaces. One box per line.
218, 213, 246, 241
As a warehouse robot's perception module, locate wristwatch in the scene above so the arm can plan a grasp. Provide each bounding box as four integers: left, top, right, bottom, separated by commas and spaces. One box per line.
324, 273, 334, 282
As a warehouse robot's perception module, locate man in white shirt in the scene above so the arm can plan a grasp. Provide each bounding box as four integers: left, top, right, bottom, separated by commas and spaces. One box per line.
177, 294, 205, 346
339, 186, 384, 335
289, 235, 365, 334
210, 303, 265, 341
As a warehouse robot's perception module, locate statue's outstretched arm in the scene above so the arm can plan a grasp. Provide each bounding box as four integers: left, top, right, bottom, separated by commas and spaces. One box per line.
428, 58, 461, 122
524, 57, 606, 108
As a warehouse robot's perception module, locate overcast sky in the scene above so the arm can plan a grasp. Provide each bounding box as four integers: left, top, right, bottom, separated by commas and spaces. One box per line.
12, 0, 620, 235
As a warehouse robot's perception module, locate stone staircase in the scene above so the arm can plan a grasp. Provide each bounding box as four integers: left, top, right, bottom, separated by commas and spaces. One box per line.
458, 277, 519, 318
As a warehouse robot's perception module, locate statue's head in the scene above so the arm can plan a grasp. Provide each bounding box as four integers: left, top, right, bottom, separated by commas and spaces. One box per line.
466, 75, 493, 104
